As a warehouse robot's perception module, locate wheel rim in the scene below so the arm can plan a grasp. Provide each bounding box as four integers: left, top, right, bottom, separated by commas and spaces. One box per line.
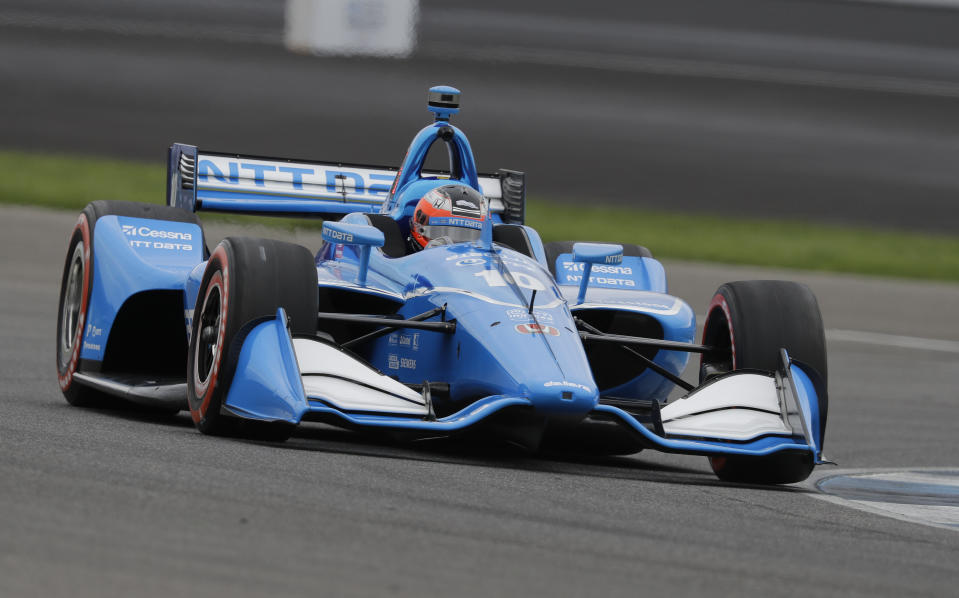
194, 283, 222, 388
700, 294, 735, 382
59, 242, 85, 367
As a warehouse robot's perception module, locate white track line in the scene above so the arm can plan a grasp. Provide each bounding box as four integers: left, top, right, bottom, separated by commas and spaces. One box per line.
825, 329, 959, 353
807, 467, 959, 533
695, 314, 959, 354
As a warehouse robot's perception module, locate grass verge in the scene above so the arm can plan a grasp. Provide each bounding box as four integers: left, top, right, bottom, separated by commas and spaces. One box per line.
2, 150, 957, 282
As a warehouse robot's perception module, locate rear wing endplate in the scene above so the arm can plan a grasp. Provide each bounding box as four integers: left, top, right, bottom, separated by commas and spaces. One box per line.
166, 143, 525, 223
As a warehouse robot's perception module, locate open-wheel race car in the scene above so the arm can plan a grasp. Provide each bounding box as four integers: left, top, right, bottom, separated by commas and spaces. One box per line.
56, 86, 829, 484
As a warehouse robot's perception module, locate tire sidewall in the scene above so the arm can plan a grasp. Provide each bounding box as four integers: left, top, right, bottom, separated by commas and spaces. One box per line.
187, 244, 234, 430
56, 213, 93, 396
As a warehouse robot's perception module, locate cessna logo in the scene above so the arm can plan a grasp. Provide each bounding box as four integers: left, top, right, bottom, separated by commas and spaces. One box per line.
514, 323, 560, 336
562, 262, 633, 275
121, 225, 193, 240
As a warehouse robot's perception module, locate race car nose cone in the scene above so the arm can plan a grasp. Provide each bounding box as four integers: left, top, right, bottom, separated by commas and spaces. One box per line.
524, 376, 598, 424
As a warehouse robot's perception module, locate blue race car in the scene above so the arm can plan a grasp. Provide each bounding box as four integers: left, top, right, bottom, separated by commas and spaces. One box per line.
56, 86, 829, 484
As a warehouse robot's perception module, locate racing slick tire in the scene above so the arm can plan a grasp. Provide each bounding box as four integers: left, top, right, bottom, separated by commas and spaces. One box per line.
699, 280, 827, 485
187, 237, 318, 441
543, 241, 652, 278
56, 201, 204, 407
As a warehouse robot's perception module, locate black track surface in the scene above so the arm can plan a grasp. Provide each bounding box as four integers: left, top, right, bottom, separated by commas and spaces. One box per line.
2, 206, 958, 596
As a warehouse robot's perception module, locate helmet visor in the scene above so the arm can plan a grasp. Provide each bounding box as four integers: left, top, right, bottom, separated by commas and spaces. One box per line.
419, 224, 482, 244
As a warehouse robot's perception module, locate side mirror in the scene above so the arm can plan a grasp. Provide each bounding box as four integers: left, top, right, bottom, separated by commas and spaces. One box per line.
572, 242, 623, 304
322, 222, 385, 287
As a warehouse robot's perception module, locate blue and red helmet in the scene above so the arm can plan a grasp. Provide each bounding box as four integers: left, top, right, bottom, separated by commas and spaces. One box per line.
410, 184, 489, 249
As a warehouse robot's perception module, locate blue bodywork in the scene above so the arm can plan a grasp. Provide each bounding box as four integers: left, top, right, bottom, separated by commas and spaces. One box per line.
77, 86, 826, 464
81, 215, 202, 361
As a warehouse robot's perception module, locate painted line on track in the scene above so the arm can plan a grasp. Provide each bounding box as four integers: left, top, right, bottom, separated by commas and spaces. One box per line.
824, 329, 959, 353
695, 314, 959, 353
807, 468, 959, 533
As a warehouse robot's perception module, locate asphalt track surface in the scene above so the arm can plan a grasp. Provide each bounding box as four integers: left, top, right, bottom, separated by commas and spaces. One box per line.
2, 0, 959, 233
2, 204, 958, 597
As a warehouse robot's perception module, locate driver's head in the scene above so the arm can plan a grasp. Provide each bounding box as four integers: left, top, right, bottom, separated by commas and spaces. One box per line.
410, 184, 489, 250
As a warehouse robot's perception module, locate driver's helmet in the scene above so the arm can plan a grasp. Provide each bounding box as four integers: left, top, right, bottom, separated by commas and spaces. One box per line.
410, 184, 489, 249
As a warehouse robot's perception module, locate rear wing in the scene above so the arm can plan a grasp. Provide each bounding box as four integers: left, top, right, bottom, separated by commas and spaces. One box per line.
166, 143, 526, 224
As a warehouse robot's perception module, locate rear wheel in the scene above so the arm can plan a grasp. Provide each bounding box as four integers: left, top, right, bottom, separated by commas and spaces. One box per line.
186, 237, 318, 441
700, 280, 828, 485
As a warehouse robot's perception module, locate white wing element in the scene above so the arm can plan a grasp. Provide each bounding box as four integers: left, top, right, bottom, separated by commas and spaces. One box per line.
293, 338, 427, 416
660, 374, 791, 441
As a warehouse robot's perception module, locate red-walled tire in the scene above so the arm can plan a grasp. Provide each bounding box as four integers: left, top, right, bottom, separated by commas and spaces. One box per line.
699, 280, 828, 485
186, 237, 318, 440
56, 210, 101, 406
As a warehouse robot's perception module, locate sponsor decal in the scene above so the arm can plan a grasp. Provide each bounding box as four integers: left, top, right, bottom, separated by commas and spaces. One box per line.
562, 262, 633, 275
455, 257, 485, 267
325, 229, 354, 243
82, 341, 101, 352
564, 274, 636, 288
430, 195, 448, 209
515, 323, 560, 336
197, 157, 394, 199
122, 225, 193, 241
506, 308, 554, 323
428, 216, 483, 229
122, 224, 194, 251
84, 323, 103, 339
387, 354, 417, 370
557, 256, 646, 288
388, 332, 420, 351
544, 380, 591, 393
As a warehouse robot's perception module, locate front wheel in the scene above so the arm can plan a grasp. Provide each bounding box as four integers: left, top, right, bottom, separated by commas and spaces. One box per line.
187, 237, 318, 440
700, 280, 828, 485
56, 201, 206, 407
56, 211, 101, 406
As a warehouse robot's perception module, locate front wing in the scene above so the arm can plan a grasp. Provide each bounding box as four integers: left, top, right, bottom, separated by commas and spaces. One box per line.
223, 309, 826, 463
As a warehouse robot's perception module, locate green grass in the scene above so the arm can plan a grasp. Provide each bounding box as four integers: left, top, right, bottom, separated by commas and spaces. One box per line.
2, 150, 957, 282
526, 201, 959, 281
